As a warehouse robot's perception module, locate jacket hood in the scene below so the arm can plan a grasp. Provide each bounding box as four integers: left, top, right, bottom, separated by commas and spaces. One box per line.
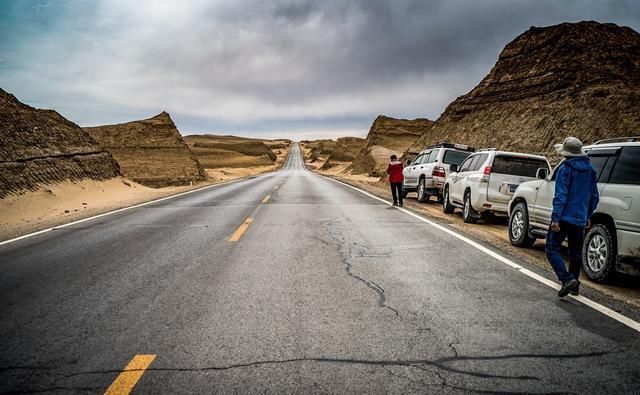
564, 156, 592, 172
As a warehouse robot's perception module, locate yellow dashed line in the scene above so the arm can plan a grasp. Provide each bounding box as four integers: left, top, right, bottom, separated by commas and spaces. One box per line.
262, 194, 271, 203
229, 217, 253, 242
104, 354, 156, 395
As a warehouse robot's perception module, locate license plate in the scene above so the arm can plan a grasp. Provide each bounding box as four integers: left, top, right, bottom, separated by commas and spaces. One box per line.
509, 184, 518, 193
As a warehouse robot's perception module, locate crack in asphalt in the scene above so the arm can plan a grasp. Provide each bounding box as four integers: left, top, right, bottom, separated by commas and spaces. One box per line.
319, 217, 401, 319
0, 351, 608, 394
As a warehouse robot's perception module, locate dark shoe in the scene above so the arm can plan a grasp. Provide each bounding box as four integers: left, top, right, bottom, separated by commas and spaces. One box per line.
558, 279, 578, 297
392, 202, 398, 206
399, 203, 403, 207
570, 281, 580, 296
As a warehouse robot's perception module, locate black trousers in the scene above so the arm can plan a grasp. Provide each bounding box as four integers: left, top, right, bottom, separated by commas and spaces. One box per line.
390, 182, 403, 205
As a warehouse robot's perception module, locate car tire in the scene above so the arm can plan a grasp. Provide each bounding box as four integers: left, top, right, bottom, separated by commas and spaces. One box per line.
443, 187, 454, 214
417, 178, 429, 203
402, 189, 408, 199
508, 203, 536, 248
462, 192, 478, 224
583, 223, 617, 283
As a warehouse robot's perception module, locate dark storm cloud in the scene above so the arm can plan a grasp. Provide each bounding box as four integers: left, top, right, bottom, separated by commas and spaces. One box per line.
0, 0, 638, 138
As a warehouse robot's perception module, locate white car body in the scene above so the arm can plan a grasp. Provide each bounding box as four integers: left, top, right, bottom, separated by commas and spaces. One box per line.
508, 139, 640, 280
443, 150, 550, 222
403, 144, 473, 202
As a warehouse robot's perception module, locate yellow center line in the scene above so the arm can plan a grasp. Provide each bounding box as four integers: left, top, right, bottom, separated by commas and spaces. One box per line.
262, 194, 271, 203
104, 354, 156, 395
229, 217, 253, 242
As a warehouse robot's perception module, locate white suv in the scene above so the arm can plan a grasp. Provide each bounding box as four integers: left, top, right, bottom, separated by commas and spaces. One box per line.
443, 150, 551, 223
508, 138, 640, 282
403, 142, 474, 202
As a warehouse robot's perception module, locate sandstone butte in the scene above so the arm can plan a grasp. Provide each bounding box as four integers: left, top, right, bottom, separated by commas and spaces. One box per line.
349, 115, 434, 176
0, 88, 121, 198
183, 134, 281, 169
408, 21, 640, 162
321, 137, 367, 170
84, 112, 207, 187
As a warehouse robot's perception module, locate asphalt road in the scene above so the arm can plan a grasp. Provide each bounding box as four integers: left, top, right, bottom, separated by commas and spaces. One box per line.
1, 144, 640, 394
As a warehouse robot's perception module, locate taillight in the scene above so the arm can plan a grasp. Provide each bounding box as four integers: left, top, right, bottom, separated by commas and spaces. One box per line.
484, 166, 492, 175
432, 166, 446, 177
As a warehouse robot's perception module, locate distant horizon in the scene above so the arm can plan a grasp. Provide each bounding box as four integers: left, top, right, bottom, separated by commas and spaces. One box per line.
1, 1, 639, 140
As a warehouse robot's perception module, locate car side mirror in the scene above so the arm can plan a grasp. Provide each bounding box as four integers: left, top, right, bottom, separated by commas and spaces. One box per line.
450, 164, 458, 173
405, 159, 411, 166
536, 168, 549, 180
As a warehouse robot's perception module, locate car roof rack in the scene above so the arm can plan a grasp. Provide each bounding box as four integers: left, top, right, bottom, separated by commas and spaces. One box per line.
478, 147, 497, 152
593, 136, 640, 144
424, 141, 475, 152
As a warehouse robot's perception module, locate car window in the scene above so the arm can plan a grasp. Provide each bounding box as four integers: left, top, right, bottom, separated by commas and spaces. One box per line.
413, 154, 424, 166
589, 156, 610, 182
470, 153, 489, 171
426, 150, 439, 163
458, 155, 474, 172
492, 155, 548, 177
610, 147, 640, 185
442, 150, 471, 166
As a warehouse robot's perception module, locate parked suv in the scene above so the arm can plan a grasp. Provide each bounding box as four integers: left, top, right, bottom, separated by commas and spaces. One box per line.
443, 149, 551, 223
508, 137, 640, 282
403, 142, 474, 202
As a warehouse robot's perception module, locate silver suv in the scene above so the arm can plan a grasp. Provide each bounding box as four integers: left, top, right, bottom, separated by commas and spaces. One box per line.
403, 142, 474, 202
443, 150, 551, 223
508, 137, 640, 281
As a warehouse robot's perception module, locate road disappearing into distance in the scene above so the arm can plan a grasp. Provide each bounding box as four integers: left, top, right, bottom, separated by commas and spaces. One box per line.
1, 144, 640, 393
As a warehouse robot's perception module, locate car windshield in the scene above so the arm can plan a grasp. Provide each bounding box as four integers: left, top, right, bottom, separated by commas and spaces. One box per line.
442, 150, 471, 166
492, 156, 548, 177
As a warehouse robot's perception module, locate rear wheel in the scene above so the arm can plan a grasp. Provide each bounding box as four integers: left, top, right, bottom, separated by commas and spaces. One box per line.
443, 187, 454, 214
462, 192, 478, 224
417, 178, 429, 203
583, 223, 617, 282
402, 189, 408, 199
509, 203, 536, 247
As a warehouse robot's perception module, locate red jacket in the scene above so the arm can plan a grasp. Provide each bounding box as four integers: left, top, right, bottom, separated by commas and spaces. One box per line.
387, 161, 404, 183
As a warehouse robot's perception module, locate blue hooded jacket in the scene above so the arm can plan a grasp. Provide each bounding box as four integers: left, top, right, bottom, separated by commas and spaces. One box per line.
551, 156, 600, 227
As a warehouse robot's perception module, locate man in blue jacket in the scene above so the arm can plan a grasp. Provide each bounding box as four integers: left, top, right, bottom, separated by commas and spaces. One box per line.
547, 137, 600, 297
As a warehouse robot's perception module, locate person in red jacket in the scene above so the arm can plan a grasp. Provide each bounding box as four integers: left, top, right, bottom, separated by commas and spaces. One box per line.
386, 155, 404, 207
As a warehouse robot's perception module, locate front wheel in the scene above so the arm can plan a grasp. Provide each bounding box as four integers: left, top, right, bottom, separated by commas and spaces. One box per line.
509, 203, 536, 247
462, 192, 478, 224
417, 178, 429, 203
443, 187, 454, 214
583, 223, 617, 282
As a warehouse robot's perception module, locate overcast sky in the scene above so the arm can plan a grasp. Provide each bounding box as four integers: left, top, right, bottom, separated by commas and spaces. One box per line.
1, 0, 639, 139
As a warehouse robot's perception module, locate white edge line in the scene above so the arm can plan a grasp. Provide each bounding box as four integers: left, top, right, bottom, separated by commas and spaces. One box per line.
318, 173, 640, 333
0, 176, 258, 247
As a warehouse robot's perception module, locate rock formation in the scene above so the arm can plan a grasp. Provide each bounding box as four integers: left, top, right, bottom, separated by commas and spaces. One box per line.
0, 89, 120, 198
183, 135, 283, 169
320, 137, 366, 169
85, 112, 207, 187
350, 115, 433, 176
409, 21, 640, 161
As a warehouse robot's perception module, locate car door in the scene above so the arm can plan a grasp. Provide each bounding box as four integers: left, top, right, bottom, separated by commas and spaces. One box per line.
451, 155, 475, 203
597, 147, 640, 257
405, 154, 423, 187
532, 150, 614, 227
415, 151, 432, 183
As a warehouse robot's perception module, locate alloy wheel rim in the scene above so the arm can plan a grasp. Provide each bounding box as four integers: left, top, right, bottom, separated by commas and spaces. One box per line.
419, 182, 424, 199
587, 234, 608, 272
464, 197, 469, 217
511, 211, 524, 239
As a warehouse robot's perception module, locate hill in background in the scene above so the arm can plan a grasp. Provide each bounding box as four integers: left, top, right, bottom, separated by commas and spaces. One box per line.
85, 112, 207, 187
0, 88, 120, 198
408, 21, 640, 161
